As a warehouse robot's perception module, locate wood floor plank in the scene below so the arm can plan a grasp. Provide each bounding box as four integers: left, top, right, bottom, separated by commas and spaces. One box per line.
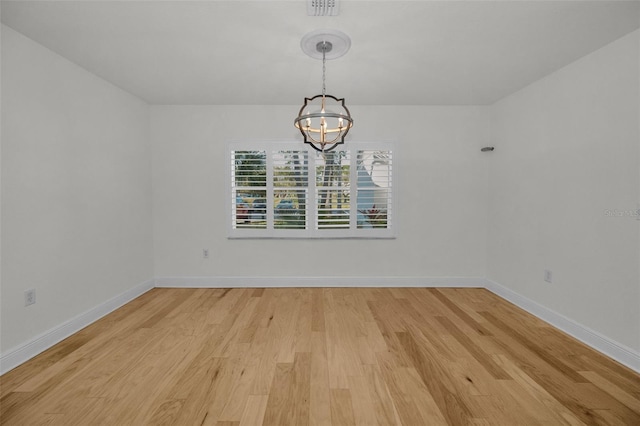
145, 398, 184, 425
435, 316, 511, 380
396, 366, 449, 425
249, 324, 281, 395
167, 356, 228, 425
133, 333, 223, 423
218, 341, 266, 422
261, 351, 311, 426
251, 288, 265, 297
429, 288, 494, 336
2, 287, 638, 425
580, 370, 640, 414
480, 310, 590, 383
275, 291, 304, 363
374, 351, 431, 425
329, 389, 356, 426
577, 354, 640, 399
138, 289, 193, 328
324, 292, 365, 389
311, 288, 326, 332
201, 344, 254, 426
347, 375, 378, 426
310, 332, 332, 426
237, 287, 277, 343
294, 290, 313, 353
492, 353, 584, 425
396, 330, 473, 425
205, 288, 247, 325
361, 364, 402, 426
239, 395, 268, 426
366, 300, 411, 368
292, 352, 312, 425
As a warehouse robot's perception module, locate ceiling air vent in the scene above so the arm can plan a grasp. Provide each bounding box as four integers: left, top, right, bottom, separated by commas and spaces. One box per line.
308, 0, 340, 16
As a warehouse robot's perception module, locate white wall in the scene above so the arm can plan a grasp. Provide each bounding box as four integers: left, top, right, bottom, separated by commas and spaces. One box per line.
0, 8, 4, 360
151, 105, 489, 280
488, 30, 640, 352
1, 26, 153, 353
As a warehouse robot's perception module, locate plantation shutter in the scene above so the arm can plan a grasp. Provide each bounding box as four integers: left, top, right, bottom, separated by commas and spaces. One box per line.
229, 142, 394, 238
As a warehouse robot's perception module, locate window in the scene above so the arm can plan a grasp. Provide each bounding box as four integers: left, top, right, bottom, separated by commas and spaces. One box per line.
229, 142, 394, 238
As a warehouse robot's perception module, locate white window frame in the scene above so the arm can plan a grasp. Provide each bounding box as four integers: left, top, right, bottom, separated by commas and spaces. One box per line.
227, 141, 396, 239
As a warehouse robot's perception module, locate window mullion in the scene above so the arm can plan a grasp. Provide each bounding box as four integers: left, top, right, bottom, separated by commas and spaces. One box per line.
308, 147, 318, 235
266, 150, 274, 230
349, 149, 357, 231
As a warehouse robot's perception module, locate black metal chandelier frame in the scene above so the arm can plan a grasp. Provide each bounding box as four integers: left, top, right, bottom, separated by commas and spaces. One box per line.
294, 39, 353, 152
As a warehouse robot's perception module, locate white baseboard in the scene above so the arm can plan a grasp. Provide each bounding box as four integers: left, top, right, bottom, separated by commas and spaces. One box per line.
0, 279, 155, 375
154, 275, 485, 288
485, 279, 640, 374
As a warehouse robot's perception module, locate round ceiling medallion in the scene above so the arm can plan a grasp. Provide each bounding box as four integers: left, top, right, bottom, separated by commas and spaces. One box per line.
300, 29, 351, 60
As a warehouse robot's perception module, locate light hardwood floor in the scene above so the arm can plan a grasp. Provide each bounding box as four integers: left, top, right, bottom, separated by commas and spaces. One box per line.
1, 288, 639, 425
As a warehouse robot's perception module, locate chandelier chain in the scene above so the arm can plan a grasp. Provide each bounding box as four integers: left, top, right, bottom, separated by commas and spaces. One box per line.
322, 41, 326, 96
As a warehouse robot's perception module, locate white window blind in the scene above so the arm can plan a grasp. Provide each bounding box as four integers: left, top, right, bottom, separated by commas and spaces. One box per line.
274, 150, 308, 230
229, 142, 394, 238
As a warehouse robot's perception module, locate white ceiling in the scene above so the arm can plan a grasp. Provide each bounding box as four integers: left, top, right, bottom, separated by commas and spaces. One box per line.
2, 1, 639, 105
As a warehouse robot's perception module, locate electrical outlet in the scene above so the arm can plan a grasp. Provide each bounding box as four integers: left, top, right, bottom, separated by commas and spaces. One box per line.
203, 249, 209, 259
544, 269, 553, 283
24, 289, 36, 306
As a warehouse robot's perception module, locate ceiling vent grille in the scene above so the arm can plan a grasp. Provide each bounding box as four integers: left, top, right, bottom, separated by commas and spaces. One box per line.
308, 0, 340, 16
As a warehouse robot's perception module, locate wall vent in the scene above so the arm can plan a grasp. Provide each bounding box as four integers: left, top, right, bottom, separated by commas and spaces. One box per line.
308, 0, 340, 16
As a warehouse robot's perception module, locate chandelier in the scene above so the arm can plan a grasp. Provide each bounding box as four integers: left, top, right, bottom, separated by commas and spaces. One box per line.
294, 30, 353, 152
